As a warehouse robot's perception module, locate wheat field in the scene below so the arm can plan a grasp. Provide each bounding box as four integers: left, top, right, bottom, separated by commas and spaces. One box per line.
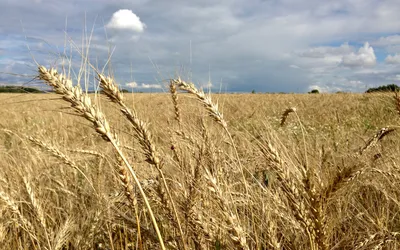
1, 69, 400, 249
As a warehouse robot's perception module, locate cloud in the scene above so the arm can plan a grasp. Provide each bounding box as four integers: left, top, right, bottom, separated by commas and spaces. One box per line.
294, 42, 374, 73
298, 43, 353, 58
348, 80, 363, 86
126, 81, 138, 88
141, 83, 162, 89
295, 42, 366, 71
5, 0, 400, 93
106, 9, 146, 32
371, 35, 400, 54
341, 42, 376, 68
308, 79, 365, 93
372, 35, 400, 46
385, 74, 400, 81
292, 42, 381, 92
125, 81, 161, 89
385, 54, 400, 64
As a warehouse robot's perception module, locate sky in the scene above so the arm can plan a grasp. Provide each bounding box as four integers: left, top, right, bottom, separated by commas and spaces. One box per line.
2, 0, 400, 93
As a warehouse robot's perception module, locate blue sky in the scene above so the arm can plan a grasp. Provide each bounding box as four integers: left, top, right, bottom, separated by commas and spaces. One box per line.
2, 0, 400, 93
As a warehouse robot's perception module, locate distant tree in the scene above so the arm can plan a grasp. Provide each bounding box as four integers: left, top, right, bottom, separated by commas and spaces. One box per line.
121, 89, 129, 93
251, 89, 256, 94
0, 86, 43, 93
366, 84, 400, 93
309, 89, 319, 94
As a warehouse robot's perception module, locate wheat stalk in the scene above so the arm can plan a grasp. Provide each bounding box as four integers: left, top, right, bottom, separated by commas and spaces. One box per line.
0, 190, 36, 240
258, 136, 328, 249
37, 65, 166, 250
359, 127, 395, 155
171, 78, 227, 129
172, 77, 251, 199
52, 218, 73, 250
394, 91, 400, 116
26, 135, 96, 192
355, 231, 400, 249
204, 169, 249, 249
23, 178, 47, 230
0, 223, 5, 243
67, 148, 107, 159
97, 74, 161, 167
97, 74, 187, 250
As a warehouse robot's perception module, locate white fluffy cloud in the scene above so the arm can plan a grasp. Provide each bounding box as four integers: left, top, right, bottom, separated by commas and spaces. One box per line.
295, 42, 377, 77
125, 81, 161, 89
126, 81, 138, 88
296, 42, 377, 69
294, 42, 379, 92
385, 54, 400, 64
106, 9, 145, 32
341, 42, 376, 67
308, 79, 365, 93
141, 83, 162, 89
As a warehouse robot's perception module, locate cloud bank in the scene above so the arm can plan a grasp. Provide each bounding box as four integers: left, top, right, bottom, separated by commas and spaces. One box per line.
2, 1, 400, 93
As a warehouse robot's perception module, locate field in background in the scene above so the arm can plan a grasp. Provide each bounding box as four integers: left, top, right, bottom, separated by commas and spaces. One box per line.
1, 91, 400, 249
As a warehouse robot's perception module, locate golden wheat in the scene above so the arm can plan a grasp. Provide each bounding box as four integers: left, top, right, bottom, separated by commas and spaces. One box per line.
1, 60, 400, 249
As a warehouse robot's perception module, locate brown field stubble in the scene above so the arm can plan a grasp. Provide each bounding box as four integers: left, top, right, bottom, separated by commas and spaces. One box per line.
1, 83, 400, 249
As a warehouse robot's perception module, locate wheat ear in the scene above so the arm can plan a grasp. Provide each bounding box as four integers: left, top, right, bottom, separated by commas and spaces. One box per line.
37, 66, 165, 250
22, 178, 47, 229
0, 190, 36, 240
172, 78, 250, 195
171, 78, 227, 128
204, 169, 249, 249
258, 140, 320, 247
359, 127, 395, 155
97, 73, 187, 250
26, 135, 96, 192
169, 80, 181, 126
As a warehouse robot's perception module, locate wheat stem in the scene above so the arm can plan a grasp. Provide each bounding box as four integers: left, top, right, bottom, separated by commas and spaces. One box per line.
37, 65, 166, 250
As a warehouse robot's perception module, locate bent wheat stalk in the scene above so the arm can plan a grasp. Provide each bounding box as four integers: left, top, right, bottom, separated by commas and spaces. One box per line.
37, 65, 166, 250
97, 74, 187, 250
171, 78, 249, 194
359, 127, 395, 155
171, 78, 227, 129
